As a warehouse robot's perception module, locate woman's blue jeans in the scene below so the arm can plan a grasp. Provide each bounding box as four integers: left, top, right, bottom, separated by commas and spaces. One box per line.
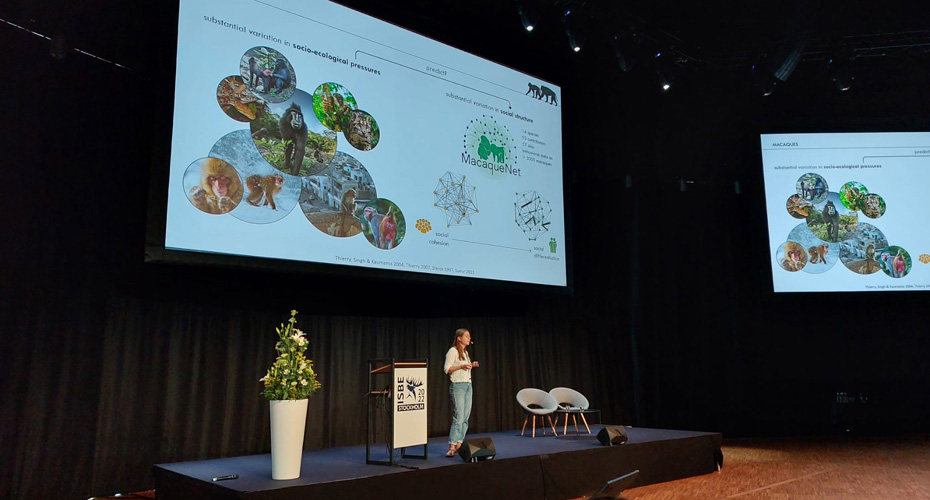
449, 382, 472, 444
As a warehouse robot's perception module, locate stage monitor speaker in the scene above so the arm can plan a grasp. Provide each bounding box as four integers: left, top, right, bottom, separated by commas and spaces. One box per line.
458, 437, 496, 462
597, 426, 628, 446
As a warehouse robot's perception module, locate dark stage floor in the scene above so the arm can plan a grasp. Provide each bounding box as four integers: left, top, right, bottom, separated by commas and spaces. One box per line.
153, 425, 722, 500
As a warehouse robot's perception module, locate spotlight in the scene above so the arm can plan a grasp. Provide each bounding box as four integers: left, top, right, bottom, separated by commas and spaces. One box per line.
749, 59, 777, 96
655, 51, 676, 91
562, 8, 588, 53
612, 32, 637, 72
827, 50, 855, 91
517, 3, 540, 32
747, 34, 805, 96
757, 80, 774, 96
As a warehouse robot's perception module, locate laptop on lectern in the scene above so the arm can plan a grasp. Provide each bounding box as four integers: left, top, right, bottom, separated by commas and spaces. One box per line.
583, 470, 640, 500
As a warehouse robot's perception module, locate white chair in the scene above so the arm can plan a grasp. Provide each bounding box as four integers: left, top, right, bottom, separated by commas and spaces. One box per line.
516, 388, 559, 437
549, 387, 592, 435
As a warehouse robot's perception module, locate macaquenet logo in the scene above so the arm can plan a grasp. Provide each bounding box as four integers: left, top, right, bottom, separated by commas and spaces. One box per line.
772, 142, 799, 147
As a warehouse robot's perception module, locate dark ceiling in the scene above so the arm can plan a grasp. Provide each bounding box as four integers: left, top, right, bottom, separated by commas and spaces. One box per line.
4, 0, 928, 83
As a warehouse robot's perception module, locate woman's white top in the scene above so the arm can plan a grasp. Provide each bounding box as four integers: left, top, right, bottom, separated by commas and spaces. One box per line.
444, 346, 472, 383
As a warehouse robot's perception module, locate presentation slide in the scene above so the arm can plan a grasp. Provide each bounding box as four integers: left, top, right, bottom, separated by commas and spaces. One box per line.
761, 132, 930, 292
164, 0, 567, 287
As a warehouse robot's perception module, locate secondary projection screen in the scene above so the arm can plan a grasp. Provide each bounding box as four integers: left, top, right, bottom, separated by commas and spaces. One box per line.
761, 132, 930, 292
162, 0, 567, 287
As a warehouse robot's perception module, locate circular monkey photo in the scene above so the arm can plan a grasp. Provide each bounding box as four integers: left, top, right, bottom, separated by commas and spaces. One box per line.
806, 192, 857, 243
209, 130, 301, 224
838, 223, 888, 275
839, 181, 868, 211
216, 75, 268, 122
312, 82, 358, 132
786, 194, 812, 219
183, 157, 243, 215
239, 46, 296, 103
249, 89, 337, 178
299, 151, 377, 237
786, 223, 837, 274
796, 173, 828, 204
861, 193, 886, 219
345, 109, 381, 151
877, 245, 912, 278
361, 198, 406, 250
776, 241, 807, 272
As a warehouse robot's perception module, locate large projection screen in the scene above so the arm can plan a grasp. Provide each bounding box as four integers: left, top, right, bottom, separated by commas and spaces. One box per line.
162, 0, 567, 287
761, 132, 930, 292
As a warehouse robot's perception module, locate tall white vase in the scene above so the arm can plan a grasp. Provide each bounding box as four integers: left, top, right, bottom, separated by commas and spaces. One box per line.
269, 398, 309, 480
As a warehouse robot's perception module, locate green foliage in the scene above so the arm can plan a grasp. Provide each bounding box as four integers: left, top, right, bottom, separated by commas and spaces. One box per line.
254, 112, 283, 141
255, 138, 287, 168
260, 311, 322, 400
307, 131, 336, 153
251, 48, 278, 70
312, 95, 327, 127
809, 213, 857, 240
312, 82, 358, 131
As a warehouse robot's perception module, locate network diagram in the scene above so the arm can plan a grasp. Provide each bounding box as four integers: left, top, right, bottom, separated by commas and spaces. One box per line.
514, 190, 552, 241
433, 172, 479, 227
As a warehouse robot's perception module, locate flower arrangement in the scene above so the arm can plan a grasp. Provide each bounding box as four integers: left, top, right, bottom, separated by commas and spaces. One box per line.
260, 310, 322, 400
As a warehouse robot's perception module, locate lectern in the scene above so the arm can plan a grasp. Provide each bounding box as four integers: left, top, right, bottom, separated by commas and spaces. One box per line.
367, 358, 428, 465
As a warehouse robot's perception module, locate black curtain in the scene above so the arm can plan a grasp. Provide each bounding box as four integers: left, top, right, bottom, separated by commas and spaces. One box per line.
2, 280, 633, 498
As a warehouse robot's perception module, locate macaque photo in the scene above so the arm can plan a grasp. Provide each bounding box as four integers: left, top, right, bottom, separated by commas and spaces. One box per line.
185, 157, 243, 215
299, 151, 377, 237
360, 199, 406, 250
777, 241, 807, 272
204, 130, 302, 224
807, 243, 829, 264
245, 173, 284, 210
313, 82, 358, 132
239, 47, 296, 102
249, 92, 337, 177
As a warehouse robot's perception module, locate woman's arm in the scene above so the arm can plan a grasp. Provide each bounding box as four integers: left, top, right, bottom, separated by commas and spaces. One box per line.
443, 348, 456, 374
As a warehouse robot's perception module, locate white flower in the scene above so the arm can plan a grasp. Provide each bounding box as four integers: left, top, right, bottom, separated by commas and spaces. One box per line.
284, 369, 290, 375
291, 329, 307, 346
300, 379, 308, 386
259, 375, 267, 382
